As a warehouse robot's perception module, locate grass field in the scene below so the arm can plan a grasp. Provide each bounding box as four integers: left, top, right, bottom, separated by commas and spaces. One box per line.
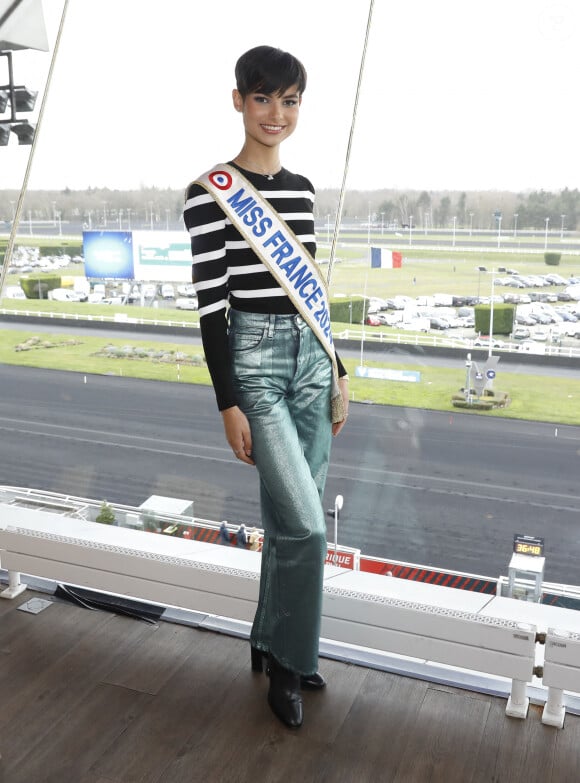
319, 249, 580, 301
2, 236, 579, 426
0, 296, 201, 324
1, 327, 578, 426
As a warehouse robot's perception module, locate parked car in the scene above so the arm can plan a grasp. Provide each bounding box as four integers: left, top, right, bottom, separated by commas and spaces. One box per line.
555, 310, 578, 322
516, 314, 536, 326
364, 315, 382, 326
512, 327, 530, 340
175, 297, 198, 310
127, 285, 142, 302
544, 274, 570, 286
161, 284, 175, 300
48, 288, 84, 302
177, 283, 197, 298
472, 336, 505, 348
430, 317, 450, 330
3, 285, 26, 299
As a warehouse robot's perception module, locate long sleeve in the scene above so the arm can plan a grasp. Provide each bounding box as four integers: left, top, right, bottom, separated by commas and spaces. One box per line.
183, 182, 235, 410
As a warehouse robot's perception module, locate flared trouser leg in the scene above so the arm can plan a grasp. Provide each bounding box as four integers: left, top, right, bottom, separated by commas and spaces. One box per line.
229, 310, 332, 676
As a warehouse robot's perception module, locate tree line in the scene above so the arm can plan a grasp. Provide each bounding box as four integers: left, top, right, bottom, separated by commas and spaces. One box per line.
315, 187, 579, 232
1, 184, 578, 232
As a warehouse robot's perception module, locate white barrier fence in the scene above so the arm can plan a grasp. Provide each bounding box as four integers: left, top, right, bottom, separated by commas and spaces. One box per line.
2, 501, 580, 728
2, 308, 580, 357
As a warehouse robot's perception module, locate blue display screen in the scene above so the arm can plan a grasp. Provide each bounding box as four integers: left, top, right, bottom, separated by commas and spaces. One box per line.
83, 231, 135, 279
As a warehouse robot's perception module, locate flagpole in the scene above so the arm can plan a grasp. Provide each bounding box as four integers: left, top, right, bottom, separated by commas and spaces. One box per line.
326, 0, 375, 287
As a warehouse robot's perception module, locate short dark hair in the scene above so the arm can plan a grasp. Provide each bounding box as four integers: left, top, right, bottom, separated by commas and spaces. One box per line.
235, 45, 307, 98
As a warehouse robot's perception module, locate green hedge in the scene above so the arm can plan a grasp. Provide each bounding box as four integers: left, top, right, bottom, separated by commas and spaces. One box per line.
19, 273, 62, 299
474, 303, 515, 335
544, 252, 561, 266
329, 297, 367, 324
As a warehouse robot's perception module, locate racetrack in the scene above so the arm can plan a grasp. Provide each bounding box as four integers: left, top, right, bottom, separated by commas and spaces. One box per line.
1, 364, 579, 585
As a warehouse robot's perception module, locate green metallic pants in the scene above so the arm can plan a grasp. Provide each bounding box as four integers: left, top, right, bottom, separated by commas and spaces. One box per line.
229, 309, 332, 676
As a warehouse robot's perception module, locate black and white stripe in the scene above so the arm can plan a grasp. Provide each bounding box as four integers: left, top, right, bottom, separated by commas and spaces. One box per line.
183, 164, 317, 411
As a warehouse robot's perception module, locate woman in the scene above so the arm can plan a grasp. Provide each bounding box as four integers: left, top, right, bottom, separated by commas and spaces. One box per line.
183, 45, 348, 729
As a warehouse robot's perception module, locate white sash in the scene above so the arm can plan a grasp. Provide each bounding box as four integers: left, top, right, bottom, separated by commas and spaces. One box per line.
194, 164, 345, 422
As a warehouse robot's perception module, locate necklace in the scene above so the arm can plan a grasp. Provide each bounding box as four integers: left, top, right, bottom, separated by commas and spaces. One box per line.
234, 157, 280, 180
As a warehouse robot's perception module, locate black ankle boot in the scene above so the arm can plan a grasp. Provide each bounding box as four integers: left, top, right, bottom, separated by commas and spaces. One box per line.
301, 670, 326, 690
251, 644, 326, 690
267, 654, 303, 728
251, 644, 264, 672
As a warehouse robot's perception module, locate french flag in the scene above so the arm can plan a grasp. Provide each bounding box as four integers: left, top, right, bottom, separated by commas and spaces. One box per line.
371, 247, 402, 269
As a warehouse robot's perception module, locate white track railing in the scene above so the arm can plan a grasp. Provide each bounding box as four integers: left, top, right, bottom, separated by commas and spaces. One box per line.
2, 308, 580, 356
0, 501, 544, 724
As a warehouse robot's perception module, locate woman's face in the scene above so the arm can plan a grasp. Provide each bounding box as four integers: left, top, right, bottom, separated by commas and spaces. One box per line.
233, 85, 301, 149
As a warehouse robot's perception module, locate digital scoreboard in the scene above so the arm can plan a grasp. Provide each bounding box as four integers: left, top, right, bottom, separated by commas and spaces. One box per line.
513, 534, 544, 557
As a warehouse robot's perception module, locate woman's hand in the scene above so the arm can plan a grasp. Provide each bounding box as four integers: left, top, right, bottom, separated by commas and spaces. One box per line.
221, 406, 255, 465
332, 376, 350, 437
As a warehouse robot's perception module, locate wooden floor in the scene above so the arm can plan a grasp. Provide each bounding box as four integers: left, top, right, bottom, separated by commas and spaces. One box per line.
1, 590, 579, 783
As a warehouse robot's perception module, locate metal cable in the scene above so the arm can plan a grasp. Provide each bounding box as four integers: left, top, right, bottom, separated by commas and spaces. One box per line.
0, 0, 70, 296
326, 0, 375, 287
0, 0, 27, 31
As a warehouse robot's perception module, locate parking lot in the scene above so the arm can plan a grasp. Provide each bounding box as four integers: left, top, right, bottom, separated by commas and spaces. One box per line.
362, 270, 580, 348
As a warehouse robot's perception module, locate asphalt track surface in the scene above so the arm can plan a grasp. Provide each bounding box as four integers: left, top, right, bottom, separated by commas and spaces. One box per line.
1, 364, 579, 586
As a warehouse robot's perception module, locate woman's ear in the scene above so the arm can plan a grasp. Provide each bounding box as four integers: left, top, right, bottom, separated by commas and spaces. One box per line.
232, 89, 244, 113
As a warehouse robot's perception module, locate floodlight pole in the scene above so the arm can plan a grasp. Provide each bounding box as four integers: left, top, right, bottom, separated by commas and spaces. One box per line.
333, 494, 344, 565
489, 276, 495, 358
0, 0, 70, 296
0, 51, 18, 123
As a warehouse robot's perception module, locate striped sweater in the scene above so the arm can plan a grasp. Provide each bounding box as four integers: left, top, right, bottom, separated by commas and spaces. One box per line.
183, 162, 344, 410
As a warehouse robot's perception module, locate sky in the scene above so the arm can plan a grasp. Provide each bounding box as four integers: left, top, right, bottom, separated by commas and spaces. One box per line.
2, 0, 579, 193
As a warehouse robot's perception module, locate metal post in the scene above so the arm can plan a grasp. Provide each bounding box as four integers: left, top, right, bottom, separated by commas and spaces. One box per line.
465, 353, 472, 405
489, 274, 495, 358
0, 570, 28, 599
506, 678, 529, 719
333, 494, 344, 565
542, 687, 565, 728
